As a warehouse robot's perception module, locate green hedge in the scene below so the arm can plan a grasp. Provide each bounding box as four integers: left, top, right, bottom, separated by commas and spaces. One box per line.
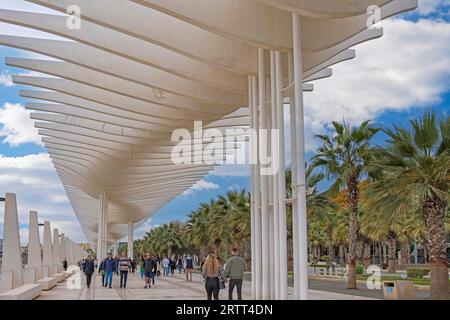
407, 267, 430, 279
356, 265, 364, 275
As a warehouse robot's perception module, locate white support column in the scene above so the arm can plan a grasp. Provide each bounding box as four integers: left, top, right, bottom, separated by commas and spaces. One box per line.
43, 221, 53, 276
128, 222, 134, 259
251, 75, 262, 300
97, 190, 108, 259
276, 51, 288, 300
258, 47, 270, 300
28, 211, 43, 281
113, 240, 118, 256
52, 228, 60, 272
292, 12, 309, 300
1, 193, 23, 288
270, 49, 280, 300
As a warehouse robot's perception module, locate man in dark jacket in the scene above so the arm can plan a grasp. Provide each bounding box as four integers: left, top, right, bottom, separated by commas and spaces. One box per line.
103, 252, 117, 288
143, 253, 154, 289
84, 255, 95, 289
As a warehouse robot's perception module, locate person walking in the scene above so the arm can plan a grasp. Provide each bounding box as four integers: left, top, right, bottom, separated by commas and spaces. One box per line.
98, 259, 106, 286
62, 258, 68, 271
202, 254, 225, 300
169, 258, 176, 277
143, 253, 154, 289
84, 255, 95, 289
103, 252, 117, 288
177, 256, 183, 273
139, 258, 145, 280
118, 252, 131, 288
224, 248, 246, 300
184, 254, 194, 282
162, 256, 170, 277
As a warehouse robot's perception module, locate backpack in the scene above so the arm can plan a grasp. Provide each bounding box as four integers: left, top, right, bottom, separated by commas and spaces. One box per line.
186, 257, 193, 269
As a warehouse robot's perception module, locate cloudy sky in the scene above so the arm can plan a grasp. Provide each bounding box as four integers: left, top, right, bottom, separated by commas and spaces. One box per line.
0, 0, 449, 244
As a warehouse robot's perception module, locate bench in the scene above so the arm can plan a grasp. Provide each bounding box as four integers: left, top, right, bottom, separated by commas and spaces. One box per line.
53, 273, 66, 282
0, 284, 42, 300
37, 277, 58, 291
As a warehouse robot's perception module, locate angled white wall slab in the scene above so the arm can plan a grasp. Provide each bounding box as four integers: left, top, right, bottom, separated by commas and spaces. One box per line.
27, 211, 43, 281
1, 193, 23, 289
42, 221, 53, 275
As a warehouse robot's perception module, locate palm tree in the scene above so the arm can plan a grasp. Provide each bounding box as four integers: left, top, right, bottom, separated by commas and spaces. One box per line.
312, 120, 379, 289
367, 112, 450, 299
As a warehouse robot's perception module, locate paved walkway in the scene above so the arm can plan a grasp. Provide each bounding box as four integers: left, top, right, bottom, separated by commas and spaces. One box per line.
37, 269, 376, 300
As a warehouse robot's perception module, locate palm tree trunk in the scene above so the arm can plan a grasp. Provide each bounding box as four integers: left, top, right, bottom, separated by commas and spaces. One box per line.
423, 197, 449, 300
363, 241, 371, 269
387, 232, 397, 273
400, 240, 410, 266
339, 244, 345, 267
327, 226, 334, 270
378, 242, 383, 268
346, 174, 359, 289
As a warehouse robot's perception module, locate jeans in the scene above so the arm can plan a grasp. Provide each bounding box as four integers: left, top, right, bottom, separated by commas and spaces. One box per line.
86, 274, 92, 288
140, 271, 144, 279
104, 271, 113, 288
151, 271, 156, 285
228, 279, 243, 300
163, 266, 169, 276
205, 277, 219, 300
120, 270, 128, 287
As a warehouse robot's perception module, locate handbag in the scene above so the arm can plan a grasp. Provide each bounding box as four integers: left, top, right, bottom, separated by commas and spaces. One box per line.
218, 275, 226, 289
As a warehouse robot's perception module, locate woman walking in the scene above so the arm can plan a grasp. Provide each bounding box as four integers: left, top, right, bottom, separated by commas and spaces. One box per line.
201, 254, 226, 300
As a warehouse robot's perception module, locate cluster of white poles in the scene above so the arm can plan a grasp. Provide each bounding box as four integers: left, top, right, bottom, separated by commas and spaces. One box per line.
0, 193, 88, 291
250, 13, 309, 300
95, 190, 134, 260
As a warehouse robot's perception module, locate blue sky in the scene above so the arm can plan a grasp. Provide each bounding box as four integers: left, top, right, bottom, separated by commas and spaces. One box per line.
0, 0, 449, 243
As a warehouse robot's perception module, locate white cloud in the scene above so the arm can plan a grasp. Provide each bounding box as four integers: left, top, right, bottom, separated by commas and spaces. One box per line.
302, 18, 450, 151
0, 153, 87, 243
182, 179, 220, 195
0, 70, 13, 87
0, 102, 42, 146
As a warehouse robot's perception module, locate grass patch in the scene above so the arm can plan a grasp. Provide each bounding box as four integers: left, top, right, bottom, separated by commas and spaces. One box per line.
356, 275, 450, 286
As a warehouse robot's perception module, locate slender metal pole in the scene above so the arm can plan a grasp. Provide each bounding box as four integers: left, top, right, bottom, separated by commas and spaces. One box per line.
292, 12, 309, 300
258, 47, 270, 300
252, 75, 262, 299
288, 52, 301, 299
276, 51, 288, 300
270, 49, 280, 299
249, 76, 256, 299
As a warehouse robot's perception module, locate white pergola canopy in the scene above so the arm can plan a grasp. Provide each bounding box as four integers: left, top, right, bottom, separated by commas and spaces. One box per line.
0, 0, 416, 298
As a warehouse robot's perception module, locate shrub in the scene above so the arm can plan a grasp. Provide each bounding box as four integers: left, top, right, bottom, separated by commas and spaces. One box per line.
356, 265, 364, 275
407, 268, 430, 279
321, 255, 329, 262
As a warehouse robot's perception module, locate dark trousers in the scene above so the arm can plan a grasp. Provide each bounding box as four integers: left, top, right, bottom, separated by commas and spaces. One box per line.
205, 277, 219, 300
228, 279, 243, 300
120, 271, 128, 287
86, 274, 92, 288
101, 273, 105, 286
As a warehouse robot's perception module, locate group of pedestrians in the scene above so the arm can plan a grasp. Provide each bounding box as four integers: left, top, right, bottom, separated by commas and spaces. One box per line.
77, 248, 246, 300
92, 252, 136, 289
201, 248, 246, 300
